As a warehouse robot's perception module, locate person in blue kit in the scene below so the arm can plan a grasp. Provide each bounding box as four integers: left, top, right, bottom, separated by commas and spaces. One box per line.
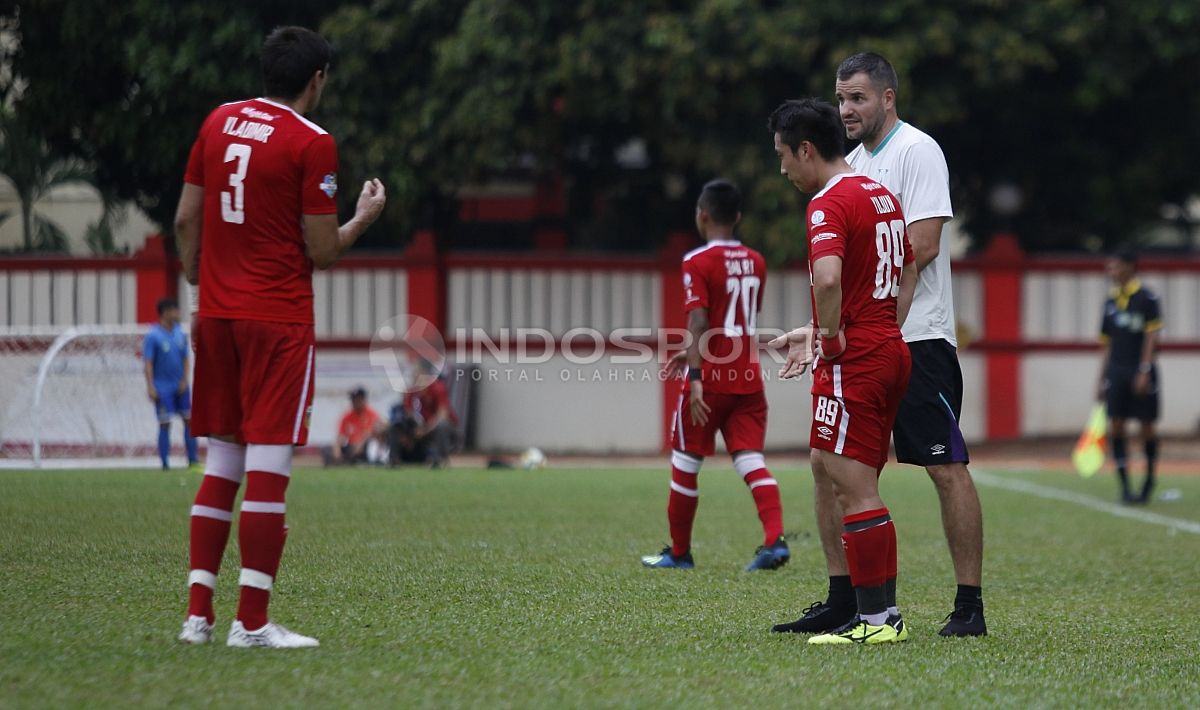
144, 298, 199, 470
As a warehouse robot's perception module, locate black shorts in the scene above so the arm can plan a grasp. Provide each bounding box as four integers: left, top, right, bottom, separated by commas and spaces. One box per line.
1104, 367, 1160, 422
893, 339, 970, 466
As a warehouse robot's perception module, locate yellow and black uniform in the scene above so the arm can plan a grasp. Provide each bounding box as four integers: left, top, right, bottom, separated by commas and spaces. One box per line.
1100, 279, 1162, 421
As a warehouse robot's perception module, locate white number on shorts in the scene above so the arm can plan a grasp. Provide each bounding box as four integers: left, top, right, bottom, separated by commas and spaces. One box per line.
872, 218, 906, 299
221, 143, 252, 224
815, 395, 840, 427
723, 275, 761, 336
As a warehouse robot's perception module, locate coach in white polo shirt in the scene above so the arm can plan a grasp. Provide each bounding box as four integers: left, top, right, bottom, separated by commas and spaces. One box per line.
772, 52, 988, 640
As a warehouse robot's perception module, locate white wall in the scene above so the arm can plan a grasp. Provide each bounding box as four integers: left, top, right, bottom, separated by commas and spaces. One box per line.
1021, 353, 1200, 436
0, 180, 159, 255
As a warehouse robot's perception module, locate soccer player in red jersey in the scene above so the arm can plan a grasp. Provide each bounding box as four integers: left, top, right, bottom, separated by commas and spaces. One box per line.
173, 27, 386, 648
765, 99, 918, 643
641, 179, 789, 572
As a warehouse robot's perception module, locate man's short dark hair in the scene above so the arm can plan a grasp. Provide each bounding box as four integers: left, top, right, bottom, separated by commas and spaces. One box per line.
767, 98, 844, 161
261, 26, 331, 100
349, 386, 367, 400
698, 179, 741, 227
157, 298, 178, 315
1112, 248, 1138, 267
836, 52, 899, 95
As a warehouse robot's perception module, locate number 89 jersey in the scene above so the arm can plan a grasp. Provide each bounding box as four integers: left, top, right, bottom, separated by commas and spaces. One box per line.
682, 240, 766, 394
184, 98, 340, 325
807, 173, 914, 359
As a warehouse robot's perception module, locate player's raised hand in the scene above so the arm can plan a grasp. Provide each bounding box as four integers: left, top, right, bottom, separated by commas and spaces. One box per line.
769, 325, 815, 379
662, 350, 688, 379
688, 380, 711, 427
354, 179, 387, 225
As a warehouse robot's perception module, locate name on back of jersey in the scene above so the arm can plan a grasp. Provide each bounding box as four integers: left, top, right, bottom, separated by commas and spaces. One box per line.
222, 116, 276, 144
725, 256, 756, 276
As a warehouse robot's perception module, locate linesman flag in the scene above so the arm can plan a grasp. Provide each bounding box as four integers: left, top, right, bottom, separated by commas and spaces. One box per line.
1072, 403, 1107, 478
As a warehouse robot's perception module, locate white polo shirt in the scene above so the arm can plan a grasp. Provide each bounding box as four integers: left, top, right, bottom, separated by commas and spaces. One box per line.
846, 120, 957, 346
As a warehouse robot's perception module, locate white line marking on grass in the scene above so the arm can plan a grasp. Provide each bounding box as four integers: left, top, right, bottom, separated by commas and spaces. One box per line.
974, 470, 1200, 535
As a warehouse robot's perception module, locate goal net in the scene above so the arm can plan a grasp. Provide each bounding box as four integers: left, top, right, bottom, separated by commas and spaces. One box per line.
0, 325, 172, 469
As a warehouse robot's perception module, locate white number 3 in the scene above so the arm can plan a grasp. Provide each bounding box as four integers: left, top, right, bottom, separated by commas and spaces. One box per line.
221, 143, 252, 224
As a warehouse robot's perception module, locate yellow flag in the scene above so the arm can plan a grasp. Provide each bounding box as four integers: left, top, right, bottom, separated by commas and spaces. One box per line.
1072, 404, 1107, 477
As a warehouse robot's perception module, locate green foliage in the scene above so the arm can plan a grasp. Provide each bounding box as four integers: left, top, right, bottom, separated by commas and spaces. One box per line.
5, 0, 1200, 258
0, 466, 1198, 706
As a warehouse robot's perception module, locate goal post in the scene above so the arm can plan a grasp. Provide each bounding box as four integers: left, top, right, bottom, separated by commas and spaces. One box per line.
0, 325, 182, 469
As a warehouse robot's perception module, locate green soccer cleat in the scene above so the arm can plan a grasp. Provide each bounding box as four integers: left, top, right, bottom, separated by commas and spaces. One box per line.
807, 614, 908, 645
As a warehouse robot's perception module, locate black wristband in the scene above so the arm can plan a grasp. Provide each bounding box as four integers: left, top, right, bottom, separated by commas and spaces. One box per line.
688, 368, 702, 382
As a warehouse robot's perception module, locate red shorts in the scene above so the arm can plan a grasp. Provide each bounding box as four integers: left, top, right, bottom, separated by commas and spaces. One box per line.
192, 317, 316, 445
809, 338, 911, 470
671, 384, 767, 457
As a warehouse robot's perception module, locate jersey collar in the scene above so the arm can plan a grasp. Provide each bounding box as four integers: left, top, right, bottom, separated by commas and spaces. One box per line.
814, 172, 857, 199
1111, 278, 1142, 310
865, 120, 905, 157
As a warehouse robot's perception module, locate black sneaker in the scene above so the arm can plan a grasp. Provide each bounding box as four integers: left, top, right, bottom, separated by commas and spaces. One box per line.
938, 605, 987, 637
771, 600, 857, 634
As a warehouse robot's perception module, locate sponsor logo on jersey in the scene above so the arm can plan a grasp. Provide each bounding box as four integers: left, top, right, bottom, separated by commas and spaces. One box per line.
240, 106, 278, 122
818, 370, 831, 383
817, 426, 833, 440
810, 209, 825, 225
810, 232, 838, 244
320, 173, 338, 198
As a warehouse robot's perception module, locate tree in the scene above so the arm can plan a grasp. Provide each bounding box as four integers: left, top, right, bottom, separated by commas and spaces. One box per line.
0, 108, 93, 252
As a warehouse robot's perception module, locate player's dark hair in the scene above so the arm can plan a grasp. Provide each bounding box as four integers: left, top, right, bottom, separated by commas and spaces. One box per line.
697, 179, 741, 227
261, 26, 331, 100
837, 52, 899, 96
156, 298, 178, 315
1112, 248, 1138, 267
767, 98, 844, 161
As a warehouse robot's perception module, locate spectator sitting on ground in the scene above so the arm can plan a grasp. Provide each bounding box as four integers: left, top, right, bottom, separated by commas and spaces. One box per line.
323, 387, 387, 466
391, 365, 458, 468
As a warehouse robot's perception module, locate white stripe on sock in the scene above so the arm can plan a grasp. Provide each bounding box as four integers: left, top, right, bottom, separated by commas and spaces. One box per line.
238, 568, 273, 591
670, 450, 702, 474
669, 481, 699, 498
188, 569, 217, 589
190, 505, 233, 522
748, 477, 778, 490
241, 501, 286, 515
733, 451, 766, 477
245, 444, 293, 477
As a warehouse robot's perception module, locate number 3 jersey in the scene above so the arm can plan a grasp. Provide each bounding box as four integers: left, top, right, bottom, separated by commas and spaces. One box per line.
184, 98, 340, 325
807, 173, 914, 360
681, 240, 766, 394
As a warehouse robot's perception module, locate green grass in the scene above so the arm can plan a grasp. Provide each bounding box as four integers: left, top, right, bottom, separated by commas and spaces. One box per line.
1, 463, 1198, 708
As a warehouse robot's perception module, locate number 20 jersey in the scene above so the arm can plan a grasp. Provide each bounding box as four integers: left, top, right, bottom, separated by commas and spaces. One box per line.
682, 240, 766, 394
807, 173, 914, 359
184, 98, 339, 325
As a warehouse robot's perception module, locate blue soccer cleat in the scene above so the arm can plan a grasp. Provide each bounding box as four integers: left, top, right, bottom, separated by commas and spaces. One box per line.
641, 546, 695, 569
744, 536, 790, 571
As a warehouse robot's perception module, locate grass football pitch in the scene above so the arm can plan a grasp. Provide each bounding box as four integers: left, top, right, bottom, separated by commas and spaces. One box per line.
1, 463, 1198, 708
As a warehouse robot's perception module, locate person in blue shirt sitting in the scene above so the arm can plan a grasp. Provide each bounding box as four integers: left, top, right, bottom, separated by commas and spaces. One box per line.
143, 298, 199, 470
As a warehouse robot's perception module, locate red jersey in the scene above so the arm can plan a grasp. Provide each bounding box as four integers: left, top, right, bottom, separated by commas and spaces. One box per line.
404, 379, 458, 425
184, 98, 339, 324
682, 240, 766, 394
807, 174, 914, 359
338, 406, 381, 446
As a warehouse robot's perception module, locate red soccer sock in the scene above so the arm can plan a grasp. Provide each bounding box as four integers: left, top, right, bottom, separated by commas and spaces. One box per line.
841, 507, 895, 616
186, 440, 245, 624
236, 459, 291, 631
734, 452, 782, 545
667, 451, 702, 557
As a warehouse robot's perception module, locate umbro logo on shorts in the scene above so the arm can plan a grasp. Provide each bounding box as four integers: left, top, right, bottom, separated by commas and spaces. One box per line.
817, 426, 834, 440
930, 443, 946, 455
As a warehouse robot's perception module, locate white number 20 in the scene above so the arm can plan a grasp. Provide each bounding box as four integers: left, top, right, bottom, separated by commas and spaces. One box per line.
872, 219, 906, 299
723, 275, 761, 336
221, 143, 252, 224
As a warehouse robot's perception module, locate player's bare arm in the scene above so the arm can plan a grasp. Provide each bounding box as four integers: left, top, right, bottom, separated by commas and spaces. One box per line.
144, 359, 158, 402
304, 178, 387, 269
1134, 326, 1160, 395
896, 259, 919, 327
174, 183, 204, 286
811, 255, 846, 360
686, 308, 712, 426
906, 217, 945, 273
768, 322, 815, 379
